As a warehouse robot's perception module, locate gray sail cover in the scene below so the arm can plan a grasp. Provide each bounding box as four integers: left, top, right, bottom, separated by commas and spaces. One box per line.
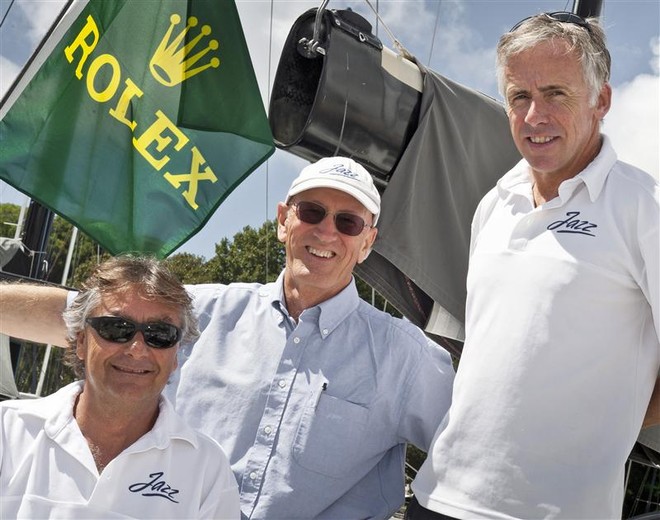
356, 63, 520, 345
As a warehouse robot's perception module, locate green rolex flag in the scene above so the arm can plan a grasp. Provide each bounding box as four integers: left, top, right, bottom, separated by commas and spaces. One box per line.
0, 0, 274, 258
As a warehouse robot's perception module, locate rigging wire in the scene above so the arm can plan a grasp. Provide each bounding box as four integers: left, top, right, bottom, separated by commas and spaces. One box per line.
0, 0, 16, 29
370, 0, 379, 311
363, 0, 414, 60
265, 0, 275, 281
427, 0, 442, 66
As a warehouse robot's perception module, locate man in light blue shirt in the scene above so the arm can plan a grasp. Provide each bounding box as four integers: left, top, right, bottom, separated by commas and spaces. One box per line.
1, 157, 455, 519
172, 157, 455, 519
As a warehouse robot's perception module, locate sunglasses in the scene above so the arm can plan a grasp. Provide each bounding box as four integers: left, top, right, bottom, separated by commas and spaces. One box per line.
510, 11, 592, 34
290, 200, 370, 237
86, 316, 182, 349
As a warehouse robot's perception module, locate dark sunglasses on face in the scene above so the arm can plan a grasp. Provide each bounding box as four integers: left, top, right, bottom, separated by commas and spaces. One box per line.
290, 200, 371, 237
510, 11, 592, 34
86, 316, 182, 349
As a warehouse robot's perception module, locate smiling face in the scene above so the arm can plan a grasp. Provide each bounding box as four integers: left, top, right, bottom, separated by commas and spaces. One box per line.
504, 39, 611, 184
77, 287, 180, 411
277, 187, 377, 309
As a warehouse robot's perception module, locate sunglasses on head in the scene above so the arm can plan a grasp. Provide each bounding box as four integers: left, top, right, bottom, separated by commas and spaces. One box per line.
86, 316, 182, 349
510, 11, 592, 34
290, 200, 370, 237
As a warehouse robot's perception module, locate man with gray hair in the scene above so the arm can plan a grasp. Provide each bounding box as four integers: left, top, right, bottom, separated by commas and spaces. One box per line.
0, 157, 455, 519
0, 255, 239, 519
408, 12, 659, 519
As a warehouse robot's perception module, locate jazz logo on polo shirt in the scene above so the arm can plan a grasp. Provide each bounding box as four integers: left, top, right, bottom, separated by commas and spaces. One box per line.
547, 211, 598, 237
129, 471, 180, 502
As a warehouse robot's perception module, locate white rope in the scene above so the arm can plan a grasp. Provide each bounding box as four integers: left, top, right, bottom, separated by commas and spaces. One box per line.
363, 0, 415, 60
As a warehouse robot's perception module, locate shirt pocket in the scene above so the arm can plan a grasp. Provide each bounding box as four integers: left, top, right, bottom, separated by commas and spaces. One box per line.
292, 393, 369, 478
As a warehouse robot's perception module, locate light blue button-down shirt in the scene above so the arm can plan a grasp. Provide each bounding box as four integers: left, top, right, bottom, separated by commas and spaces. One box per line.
165, 271, 454, 519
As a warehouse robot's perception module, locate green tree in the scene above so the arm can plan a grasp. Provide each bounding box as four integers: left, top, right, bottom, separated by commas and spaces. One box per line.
206, 219, 285, 284
43, 216, 109, 287
164, 220, 285, 285
43, 216, 74, 283
164, 252, 214, 284
0, 202, 21, 238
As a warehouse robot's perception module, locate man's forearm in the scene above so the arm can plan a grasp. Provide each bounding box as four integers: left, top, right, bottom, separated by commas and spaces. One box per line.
0, 283, 69, 347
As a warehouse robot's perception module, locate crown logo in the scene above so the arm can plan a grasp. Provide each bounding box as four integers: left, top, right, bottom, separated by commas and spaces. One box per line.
150, 14, 220, 87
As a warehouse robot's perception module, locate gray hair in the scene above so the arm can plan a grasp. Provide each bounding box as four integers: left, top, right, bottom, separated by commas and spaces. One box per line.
496, 13, 611, 107
62, 255, 199, 378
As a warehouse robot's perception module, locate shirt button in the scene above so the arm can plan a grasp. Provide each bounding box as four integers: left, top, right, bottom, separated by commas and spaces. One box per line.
322, 328, 329, 335
250, 472, 258, 480
264, 426, 272, 435
293, 337, 300, 344
278, 379, 286, 388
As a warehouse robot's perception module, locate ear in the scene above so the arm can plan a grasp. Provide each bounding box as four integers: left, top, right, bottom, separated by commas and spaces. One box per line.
76, 331, 87, 362
595, 82, 612, 120
171, 346, 179, 372
357, 227, 378, 264
276, 202, 290, 244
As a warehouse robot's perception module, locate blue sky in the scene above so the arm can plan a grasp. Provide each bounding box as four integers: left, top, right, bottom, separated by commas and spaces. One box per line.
1, 0, 658, 260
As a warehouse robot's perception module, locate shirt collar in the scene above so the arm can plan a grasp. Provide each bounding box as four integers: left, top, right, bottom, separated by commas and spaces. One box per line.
265, 270, 288, 317
142, 393, 200, 449
574, 134, 617, 202
40, 381, 199, 449
42, 380, 83, 437
315, 277, 360, 338
498, 134, 617, 203
266, 269, 361, 338
497, 159, 532, 197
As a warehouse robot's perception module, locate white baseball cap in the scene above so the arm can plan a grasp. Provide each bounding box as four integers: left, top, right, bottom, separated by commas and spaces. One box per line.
286, 157, 381, 224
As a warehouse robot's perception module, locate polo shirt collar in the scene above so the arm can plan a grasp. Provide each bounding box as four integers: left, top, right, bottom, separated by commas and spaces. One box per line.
575, 134, 617, 202
144, 394, 200, 450
42, 380, 83, 438
41, 381, 199, 450
497, 134, 617, 203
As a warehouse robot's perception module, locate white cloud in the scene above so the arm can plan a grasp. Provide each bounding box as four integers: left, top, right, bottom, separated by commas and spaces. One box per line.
604, 38, 660, 180
16, 0, 67, 46
0, 56, 21, 98
392, 0, 497, 96
0, 0, 66, 99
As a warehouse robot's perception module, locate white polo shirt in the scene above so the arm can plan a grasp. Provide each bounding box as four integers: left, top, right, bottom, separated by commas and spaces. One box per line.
412, 136, 660, 519
0, 381, 240, 519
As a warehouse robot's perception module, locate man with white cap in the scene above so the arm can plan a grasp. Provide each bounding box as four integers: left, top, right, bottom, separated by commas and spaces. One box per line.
1, 156, 455, 519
